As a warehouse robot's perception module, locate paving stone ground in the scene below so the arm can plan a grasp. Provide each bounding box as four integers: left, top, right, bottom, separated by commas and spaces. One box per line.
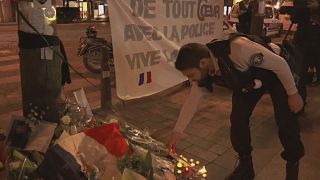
115, 84, 320, 180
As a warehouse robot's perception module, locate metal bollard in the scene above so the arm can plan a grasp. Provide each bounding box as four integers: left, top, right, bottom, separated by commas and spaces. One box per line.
100, 47, 112, 111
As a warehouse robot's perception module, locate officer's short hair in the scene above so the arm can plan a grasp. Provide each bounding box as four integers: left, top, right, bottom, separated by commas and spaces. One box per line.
175, 43, 211, 71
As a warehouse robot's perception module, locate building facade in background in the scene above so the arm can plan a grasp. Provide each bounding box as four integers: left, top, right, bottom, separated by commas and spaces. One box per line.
0, 0, 108, 24
57, 0, 108, 23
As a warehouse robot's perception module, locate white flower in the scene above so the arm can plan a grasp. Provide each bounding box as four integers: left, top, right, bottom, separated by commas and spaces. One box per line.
61, 115, 71, 125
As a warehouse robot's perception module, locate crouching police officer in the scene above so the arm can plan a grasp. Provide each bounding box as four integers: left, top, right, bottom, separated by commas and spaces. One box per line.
167, 35, 305, 180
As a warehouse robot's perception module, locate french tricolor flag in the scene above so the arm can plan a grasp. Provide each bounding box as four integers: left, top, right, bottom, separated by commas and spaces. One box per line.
138, 71, 152, 86
38, 123, 130, 179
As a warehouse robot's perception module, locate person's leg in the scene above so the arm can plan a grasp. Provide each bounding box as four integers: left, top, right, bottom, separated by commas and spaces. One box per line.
225, 89, 264, 180
311, 44, 320, 86
308, 25, 320, 86
230, 91, 264, 155
294, 45, 309, 111
268, 74, 305, 180
314, 58, 320, 85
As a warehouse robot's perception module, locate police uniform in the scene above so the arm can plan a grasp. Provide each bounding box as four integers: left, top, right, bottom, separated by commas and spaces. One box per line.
173, 37, 304, 165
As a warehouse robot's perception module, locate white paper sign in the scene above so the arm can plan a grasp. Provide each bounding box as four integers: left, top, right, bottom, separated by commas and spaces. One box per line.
108, 0, 223, 100
41, 47, 54, 60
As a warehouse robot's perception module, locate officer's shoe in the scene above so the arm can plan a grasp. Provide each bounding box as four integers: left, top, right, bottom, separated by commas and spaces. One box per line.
225, 155, 255, 180
286, 161, 299, 180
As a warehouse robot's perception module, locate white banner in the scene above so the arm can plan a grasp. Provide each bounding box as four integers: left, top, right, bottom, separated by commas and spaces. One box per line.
108, 0, 223, 100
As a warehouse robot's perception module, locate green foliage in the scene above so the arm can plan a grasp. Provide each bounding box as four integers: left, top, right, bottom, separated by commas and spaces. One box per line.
117, 152, 144, 174
117, 150, 154, 179
143, 151, 153, 180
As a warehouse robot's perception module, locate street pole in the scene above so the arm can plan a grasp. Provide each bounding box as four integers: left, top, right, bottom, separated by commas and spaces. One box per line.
100, 45, 112, 111
87, 0, 94, 21
250, 0, 265, 36
18, 0, 63, 122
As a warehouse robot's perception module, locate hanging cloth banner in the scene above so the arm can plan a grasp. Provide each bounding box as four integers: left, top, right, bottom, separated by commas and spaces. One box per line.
108, 0, 223, 100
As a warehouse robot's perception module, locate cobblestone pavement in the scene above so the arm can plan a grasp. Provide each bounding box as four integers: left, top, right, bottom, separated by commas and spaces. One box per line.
115, 84, 320, 180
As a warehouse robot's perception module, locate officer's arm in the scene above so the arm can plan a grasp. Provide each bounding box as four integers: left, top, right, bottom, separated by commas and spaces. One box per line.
230, 37, 298, 96
173, 82, 204, 133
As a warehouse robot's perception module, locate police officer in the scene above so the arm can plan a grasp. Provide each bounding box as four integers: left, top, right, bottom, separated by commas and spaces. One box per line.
167, 36, 305, 180
230, 0, 253, 34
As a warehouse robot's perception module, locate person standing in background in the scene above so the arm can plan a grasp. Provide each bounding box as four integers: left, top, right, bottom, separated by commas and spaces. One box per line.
291, 0, 320, 111
230, 0, 253, 34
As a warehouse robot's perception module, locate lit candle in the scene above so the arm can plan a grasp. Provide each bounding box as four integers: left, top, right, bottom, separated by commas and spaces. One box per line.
189, 159, 194, 163
196, 161, 200, 165
202, 173, 207, 178
177, 162, 183, 168
185, 167, 190, 173
177, 169, 182, 174
190, 162, 195, 167
198, 166, 207, 174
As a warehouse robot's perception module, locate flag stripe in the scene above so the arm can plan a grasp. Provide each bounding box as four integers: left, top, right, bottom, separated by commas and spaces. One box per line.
147, 71, 152, 83
138, 73, 144, 86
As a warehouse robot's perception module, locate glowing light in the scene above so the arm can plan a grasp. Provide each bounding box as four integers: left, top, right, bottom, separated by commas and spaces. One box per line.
184, 167, 190, 173
202, 173, 207, 178
274, 2, 280, 9
196, 161, 200, 165
190, 163, 195, 167
177, 162, 183, 168
198, 166, 207, 174
177, 169, 182, 174
189, 159, 194, 163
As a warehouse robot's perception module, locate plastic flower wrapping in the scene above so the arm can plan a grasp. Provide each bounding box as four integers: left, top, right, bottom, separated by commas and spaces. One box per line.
0, 90, 208, 179
56, 99, 98, 136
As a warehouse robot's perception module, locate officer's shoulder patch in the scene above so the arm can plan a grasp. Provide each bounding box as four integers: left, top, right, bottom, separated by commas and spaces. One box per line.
250, 53, 264, 66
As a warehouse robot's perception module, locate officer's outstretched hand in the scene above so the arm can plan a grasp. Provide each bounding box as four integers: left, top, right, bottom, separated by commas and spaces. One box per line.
166, 131, 183, 154
288, 92, 304, 113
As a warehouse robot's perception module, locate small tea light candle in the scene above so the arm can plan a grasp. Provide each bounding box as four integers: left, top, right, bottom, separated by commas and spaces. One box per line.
202, 173, 207, 178
177, 162, 183, 168
198, 166, 207, 174
196, 161, 200, 165
190, 162, 195, 167
185, 167, 190, 173
177, 170, 182, 174
189, 159, 194, 163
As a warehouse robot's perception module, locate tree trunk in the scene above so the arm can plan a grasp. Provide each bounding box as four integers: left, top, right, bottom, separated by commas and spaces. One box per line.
18, 0, 62, 123
250, 0, 264, 36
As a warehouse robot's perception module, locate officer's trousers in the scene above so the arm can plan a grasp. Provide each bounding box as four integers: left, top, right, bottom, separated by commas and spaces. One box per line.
230, 69, 305, 162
